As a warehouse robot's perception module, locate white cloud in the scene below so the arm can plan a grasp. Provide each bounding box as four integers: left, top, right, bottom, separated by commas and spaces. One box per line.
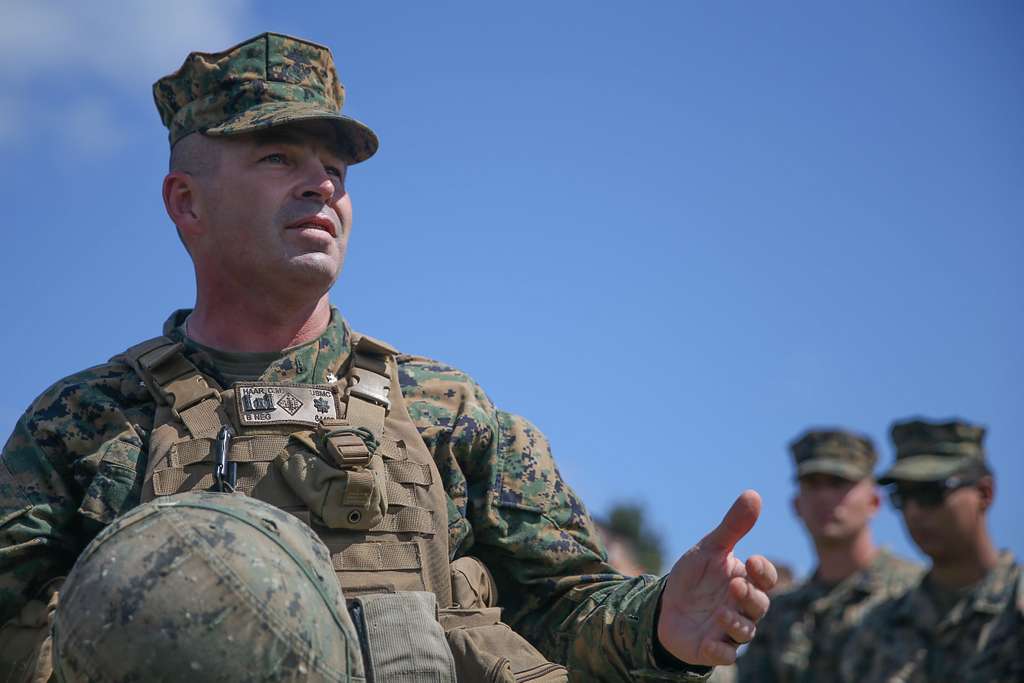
0, 0, 252, 151
0, 0, 250, 87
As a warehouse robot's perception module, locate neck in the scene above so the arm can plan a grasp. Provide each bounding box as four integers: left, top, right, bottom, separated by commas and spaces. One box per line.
813, 528, 878, 584
187, 290, 332, 352
930, 529, 999, 590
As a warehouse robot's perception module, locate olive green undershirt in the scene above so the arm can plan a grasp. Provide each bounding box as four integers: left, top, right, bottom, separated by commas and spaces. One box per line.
184, 337, 290, 385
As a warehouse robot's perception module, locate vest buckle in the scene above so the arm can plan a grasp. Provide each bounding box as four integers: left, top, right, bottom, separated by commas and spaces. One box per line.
347, 367, 391, 411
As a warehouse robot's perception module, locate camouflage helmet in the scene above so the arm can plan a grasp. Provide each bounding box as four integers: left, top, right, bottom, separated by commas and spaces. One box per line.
879, 417, 988, 484
53, 491, 364, 682
789, 428, 877, 481
153, 32, 378, 162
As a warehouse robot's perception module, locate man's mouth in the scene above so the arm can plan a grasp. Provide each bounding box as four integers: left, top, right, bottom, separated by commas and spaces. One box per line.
286, 215, 337, 237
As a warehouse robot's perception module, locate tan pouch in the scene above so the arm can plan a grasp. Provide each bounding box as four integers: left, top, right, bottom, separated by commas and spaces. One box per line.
278, 433, 388, 530
440, 608, 568, 683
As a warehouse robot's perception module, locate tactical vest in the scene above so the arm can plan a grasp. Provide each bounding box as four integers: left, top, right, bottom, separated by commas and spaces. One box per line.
121, 332, 568, 683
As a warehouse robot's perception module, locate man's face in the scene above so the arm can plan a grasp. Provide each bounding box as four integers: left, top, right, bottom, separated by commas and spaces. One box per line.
894, 476, 991, 563
794, 473, 880, 544
186, 121, 353, 295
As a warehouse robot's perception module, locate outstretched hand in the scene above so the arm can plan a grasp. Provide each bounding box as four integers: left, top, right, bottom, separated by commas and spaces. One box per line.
656, 490, 777, 666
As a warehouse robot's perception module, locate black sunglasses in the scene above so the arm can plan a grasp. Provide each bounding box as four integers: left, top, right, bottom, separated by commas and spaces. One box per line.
888, 475, 979, 511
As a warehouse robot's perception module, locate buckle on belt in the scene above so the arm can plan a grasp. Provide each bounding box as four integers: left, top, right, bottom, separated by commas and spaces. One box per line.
348, 367, 390, 411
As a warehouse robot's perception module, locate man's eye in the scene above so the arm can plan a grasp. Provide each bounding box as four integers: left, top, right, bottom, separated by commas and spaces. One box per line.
325, 165, 343, 178
261, 153, 287, 164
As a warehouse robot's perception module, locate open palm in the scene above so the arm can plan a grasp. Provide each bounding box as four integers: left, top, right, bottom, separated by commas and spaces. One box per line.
657, 490, 776, 666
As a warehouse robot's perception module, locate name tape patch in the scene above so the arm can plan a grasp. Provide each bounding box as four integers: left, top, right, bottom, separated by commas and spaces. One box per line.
235, 383, 339, 426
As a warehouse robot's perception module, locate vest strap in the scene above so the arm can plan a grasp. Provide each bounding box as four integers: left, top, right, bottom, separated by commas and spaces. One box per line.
332, 541, 423, 572
122, 336, 223, 437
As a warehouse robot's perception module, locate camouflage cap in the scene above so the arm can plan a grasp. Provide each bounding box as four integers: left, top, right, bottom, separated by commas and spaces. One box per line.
879, 418, 987, 484
789, 428, 877, 481
153, 32, 378, 162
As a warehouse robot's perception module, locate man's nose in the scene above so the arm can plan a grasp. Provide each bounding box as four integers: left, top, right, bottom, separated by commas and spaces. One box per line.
296, 161, 338, 203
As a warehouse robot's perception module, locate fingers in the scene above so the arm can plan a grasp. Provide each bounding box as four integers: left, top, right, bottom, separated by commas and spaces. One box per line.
701, 489, 762, 553
698, 638, 740, 666
714, 605, 757, 644
729, 575, 770, 622
745, 554, 778, 593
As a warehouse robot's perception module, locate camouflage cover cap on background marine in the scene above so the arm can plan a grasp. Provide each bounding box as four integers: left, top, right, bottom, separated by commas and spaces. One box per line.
789, 428, 877, 481
879, 418, 987, 484
153, 32, 378, 162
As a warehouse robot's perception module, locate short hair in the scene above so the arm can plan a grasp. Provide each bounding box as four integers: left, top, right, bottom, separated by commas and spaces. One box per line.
168, 134, 224, 256
169, 133, 222, 176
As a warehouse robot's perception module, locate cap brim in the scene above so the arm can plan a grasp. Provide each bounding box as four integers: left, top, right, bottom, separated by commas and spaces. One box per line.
877, 455, 970, 485
795, 459, 869, 481
205, 101, 378, 163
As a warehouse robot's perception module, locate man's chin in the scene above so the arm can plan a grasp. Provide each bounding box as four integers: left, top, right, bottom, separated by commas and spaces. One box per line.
280, 257, 342, 292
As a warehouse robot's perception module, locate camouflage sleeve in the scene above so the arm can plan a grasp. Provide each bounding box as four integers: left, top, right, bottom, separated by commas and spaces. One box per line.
399, 357, 708, 682
0, 363, 149, 625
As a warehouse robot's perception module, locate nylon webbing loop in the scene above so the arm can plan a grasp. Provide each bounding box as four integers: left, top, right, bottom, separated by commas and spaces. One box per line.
371, 506, 435, 535
331, 541, 423, 572
341, 470, 377, 508
167, 435, 291, 468
153, 462, 274, 496
386, 460, 433, 486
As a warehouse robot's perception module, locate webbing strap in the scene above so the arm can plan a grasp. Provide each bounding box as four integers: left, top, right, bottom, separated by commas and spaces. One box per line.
371, 506, 435, 535
341, 470, 377, 508
165, 435, 290, 469
343, 338, 391, 442
386, 460, 433, 486
376, 438, 404, 460
153, 462, 273, 496
385, 481, 417, 508
345, 396, 387, 442
179, 399, 222, 439
331, 541, 422, 572
124, 335, 224, 438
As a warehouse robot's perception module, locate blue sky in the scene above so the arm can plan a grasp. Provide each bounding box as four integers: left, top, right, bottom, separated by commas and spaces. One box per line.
1, 1, 1021, 575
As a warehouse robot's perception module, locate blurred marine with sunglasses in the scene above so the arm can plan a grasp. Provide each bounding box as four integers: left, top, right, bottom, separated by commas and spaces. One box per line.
841, 418, 1022, 683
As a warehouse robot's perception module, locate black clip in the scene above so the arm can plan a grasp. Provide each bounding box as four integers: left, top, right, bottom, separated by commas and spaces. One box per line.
212, 425, 237, 492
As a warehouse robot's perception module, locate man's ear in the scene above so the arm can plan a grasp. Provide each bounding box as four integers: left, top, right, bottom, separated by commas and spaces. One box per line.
792, 494, 802, 520
976, 475, 994, 513
868, 482, 881, 515
163, 172, 203, 239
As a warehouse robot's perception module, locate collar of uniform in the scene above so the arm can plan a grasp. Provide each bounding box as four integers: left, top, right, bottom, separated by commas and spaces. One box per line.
806, 548, 894, 608
161, 308, 353, 385
853, 548, 902, 594
962, 551, 1019, 616
899, 550, 1019, 629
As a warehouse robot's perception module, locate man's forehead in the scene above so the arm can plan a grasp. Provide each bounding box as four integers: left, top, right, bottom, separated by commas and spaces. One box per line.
230, 122, 348, 159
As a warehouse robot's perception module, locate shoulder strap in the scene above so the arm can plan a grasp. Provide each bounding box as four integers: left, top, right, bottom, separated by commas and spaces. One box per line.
121, 336, 224, 438
344, 333, 398, 441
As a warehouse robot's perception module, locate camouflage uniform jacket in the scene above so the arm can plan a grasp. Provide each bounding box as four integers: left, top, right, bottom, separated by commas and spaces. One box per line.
736, 549, 921, 683
840, 551, 1023, 683
0, 309, 706, 682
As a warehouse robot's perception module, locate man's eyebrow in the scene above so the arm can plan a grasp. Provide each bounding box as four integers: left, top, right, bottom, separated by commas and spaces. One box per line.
249, 129, 349, 162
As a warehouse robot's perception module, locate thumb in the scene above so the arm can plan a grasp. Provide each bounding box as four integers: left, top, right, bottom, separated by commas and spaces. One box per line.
701, 489, 762, 553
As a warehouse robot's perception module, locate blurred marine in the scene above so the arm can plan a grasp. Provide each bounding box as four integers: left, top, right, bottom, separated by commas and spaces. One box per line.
737, 429, 921, 683
841, 418, 1023, 683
